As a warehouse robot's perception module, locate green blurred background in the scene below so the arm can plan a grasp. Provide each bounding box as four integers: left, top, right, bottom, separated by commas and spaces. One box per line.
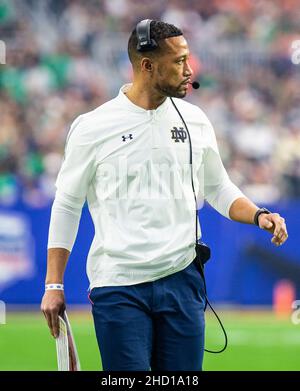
1, 309, 299, 371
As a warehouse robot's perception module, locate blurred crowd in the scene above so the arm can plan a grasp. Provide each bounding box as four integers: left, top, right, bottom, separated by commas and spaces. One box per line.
0, 0, 300, 207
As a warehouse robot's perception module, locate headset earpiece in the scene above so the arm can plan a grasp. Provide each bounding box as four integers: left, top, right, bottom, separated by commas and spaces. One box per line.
136, 19, 158, 52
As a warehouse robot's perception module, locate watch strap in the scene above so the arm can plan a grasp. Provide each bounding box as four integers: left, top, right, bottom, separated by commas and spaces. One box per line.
254, 207, 271, 226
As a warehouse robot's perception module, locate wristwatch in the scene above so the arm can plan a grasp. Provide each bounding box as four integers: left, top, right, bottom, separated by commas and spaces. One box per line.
254, 207, 271, 226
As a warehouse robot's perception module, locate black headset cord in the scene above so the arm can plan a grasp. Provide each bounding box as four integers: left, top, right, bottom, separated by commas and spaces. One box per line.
170, 97, 228, 354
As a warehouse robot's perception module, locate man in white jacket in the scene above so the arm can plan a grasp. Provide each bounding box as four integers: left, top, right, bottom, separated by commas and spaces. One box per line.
41, 20, 288, 371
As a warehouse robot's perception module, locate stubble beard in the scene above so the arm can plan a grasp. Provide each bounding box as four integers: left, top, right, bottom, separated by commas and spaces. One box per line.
155, 82, 187, 99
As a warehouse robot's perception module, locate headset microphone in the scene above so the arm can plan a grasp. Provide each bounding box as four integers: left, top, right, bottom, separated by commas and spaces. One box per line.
189, 81, 200, 89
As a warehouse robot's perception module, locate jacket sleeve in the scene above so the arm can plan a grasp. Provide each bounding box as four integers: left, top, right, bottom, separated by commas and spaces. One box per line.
55, 115, 98, 201
47, 116, 98, 250
202, 122, 245, 219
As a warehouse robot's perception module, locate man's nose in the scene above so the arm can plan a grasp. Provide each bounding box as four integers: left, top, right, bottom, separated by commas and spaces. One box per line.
184, 61, 193, 77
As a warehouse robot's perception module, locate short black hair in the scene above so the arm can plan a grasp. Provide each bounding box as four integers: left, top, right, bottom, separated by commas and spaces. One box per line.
128, 20, 183, 67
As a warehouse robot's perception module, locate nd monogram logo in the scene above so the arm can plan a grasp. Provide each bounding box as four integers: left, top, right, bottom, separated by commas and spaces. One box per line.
122, 134, 133, 142
170, 126, 187, 143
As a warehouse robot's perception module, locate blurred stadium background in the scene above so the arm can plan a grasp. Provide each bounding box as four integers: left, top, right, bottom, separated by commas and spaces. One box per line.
0, 0, 300, 371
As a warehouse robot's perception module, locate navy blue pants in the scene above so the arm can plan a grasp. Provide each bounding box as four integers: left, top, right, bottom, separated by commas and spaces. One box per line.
89, 257, 206, 371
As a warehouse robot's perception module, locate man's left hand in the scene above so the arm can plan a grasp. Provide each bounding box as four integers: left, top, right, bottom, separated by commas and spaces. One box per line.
258, 213, 288, 246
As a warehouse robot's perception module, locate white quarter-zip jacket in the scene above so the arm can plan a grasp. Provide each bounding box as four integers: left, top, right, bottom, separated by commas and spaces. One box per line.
48, 84, 244, 288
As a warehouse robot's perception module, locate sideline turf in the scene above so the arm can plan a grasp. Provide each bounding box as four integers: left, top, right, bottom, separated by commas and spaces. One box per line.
0, 310, 299, 371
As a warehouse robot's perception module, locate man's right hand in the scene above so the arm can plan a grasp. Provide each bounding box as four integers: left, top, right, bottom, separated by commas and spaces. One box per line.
41, 290, 66, 338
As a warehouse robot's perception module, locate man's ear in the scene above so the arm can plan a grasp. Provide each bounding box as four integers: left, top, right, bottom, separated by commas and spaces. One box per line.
141, 57, 153, 72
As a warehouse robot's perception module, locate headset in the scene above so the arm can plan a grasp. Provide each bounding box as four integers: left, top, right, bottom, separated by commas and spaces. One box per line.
136, 19, 158, 52
136, 19, 228, 354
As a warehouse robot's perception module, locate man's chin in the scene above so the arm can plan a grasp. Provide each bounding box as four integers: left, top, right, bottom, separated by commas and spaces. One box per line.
173, 90, 187, 98
157, 84, 187, 98
167, 87, 187, 98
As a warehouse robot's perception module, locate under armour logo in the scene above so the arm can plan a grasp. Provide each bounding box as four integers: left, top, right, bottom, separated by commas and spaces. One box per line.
171, 127, 187, 143
122, 134, 133, 142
